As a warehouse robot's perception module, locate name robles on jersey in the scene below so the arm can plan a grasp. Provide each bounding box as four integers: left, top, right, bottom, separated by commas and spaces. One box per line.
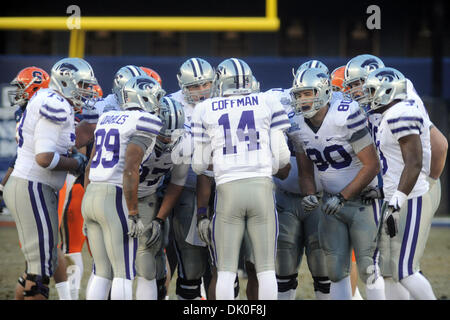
89, 110, 163, 186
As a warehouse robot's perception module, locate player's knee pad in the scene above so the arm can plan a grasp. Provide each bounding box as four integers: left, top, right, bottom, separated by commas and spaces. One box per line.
276, 273, 298, 292
23, 274, 50, 299
156, 277, 167, 300
176, 276, 202, 300
313, 276, 331, 294
17, 276, 26, 288
325, 255, 349, 282
306, 248, 328, 277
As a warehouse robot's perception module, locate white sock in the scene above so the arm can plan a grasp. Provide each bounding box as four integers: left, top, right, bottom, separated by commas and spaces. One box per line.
351, 287, 363, 300
384, 277, 410, 300
315, 290, 330, 300
86, 275, 112, 300
257, 270, 277, 300
66, 253, 83, 300
136, 277, 157, 300
400, 272, 436, 300
111, 278, 133, 300
278, 289, 296, 300
365, 276, 385, 300
55, 281, 72, 300
216, 271, 236, 300
330, 276, 352, 300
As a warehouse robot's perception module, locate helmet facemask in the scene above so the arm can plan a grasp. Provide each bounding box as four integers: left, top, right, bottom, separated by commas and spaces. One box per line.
182, 80, 214, 104
291, 88, 326, 118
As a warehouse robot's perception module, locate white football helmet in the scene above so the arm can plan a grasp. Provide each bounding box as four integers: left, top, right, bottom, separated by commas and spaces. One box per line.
343, 54, 385, 104
215, 58, 253, 97
156, 96, 186, 152
121, 76, 166, 115
112, 65, 146, 103
177, 58, 215, 104
49, 57, 98, 109
295, 60, 329, 77
363, 67, 407, 111
290, 68, 332, 118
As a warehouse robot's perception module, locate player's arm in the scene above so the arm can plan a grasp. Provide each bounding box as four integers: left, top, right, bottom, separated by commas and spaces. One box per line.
397, 134, 423, 196
429, 125, 448, 180
270, 129, 291, 179
340, 128, 380, 200
386, 112, 425, 211
296, 151, 316, 195
84, 144, 96, 188
34, 105, 86, 173
123, 142, 146, 217
75, 120, 97, 149
191, 106, 212, 175
154, 163, 189, 221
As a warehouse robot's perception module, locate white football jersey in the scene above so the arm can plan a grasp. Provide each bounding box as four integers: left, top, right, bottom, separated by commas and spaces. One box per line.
266, 88, 323, 194
12, 88, 75, 190
138, 132, 192, 198
167, 90, 197, 190
289, 96, 376, 194
81, 93, 121, 124
375, 100, 431, 201
89, 110, 162, 186
192, 91, 290, 186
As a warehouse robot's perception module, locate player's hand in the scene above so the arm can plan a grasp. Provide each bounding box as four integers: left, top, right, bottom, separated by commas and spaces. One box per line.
70, 147, 88, 177
197, 215, 211, 245
144, 218, 164, 248
302, 194, 320, 211
360, 186, 384, 205
322, 193, 346, 215
127, 214, 145, 238
384, 206, 399, 238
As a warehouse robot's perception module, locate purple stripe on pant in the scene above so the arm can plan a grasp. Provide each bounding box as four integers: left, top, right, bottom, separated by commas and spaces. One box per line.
115, 186, 131, 280
37, 183, 54, 276
28, 181, 47, 276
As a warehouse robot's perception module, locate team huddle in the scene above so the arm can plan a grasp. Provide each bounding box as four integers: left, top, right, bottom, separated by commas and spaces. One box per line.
0, 53, 446, 300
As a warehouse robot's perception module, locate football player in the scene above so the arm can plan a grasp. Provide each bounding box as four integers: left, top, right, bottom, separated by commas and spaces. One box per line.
331, 65, 363, 300
345, 54, 447, 299
75, 65, 147, 148
140, 66, 162, 86
82, 75, 164, 300
363, 67, 436, 300
2, 58, 96, 300
165, 57, 215, 300
266, 85, 330, 300
289, 68, 385, 300
192, 58, 291, 300
135, 96, 191, 300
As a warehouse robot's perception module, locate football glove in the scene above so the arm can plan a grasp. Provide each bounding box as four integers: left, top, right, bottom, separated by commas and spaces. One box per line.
197, 214, 211, 246
360, 186, 384, 205
302, 194, 320, 211
144, 218, 164, 248
384, 206, 399, 238
69, 148, 88, 177
127, 214, 145, 238
322, 193, 346, 215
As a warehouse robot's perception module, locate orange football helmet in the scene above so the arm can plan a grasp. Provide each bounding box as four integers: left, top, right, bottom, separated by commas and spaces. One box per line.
9, 66, 50, 107
93, 84, 103, 98
331, 66, 346, 92
140, 67, 162, 86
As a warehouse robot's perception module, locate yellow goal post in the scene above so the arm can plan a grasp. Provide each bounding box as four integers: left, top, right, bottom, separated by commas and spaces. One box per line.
0, 0, 279, 58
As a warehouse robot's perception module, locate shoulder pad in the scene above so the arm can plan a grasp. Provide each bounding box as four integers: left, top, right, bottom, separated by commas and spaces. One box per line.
136, 113, 163, 137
